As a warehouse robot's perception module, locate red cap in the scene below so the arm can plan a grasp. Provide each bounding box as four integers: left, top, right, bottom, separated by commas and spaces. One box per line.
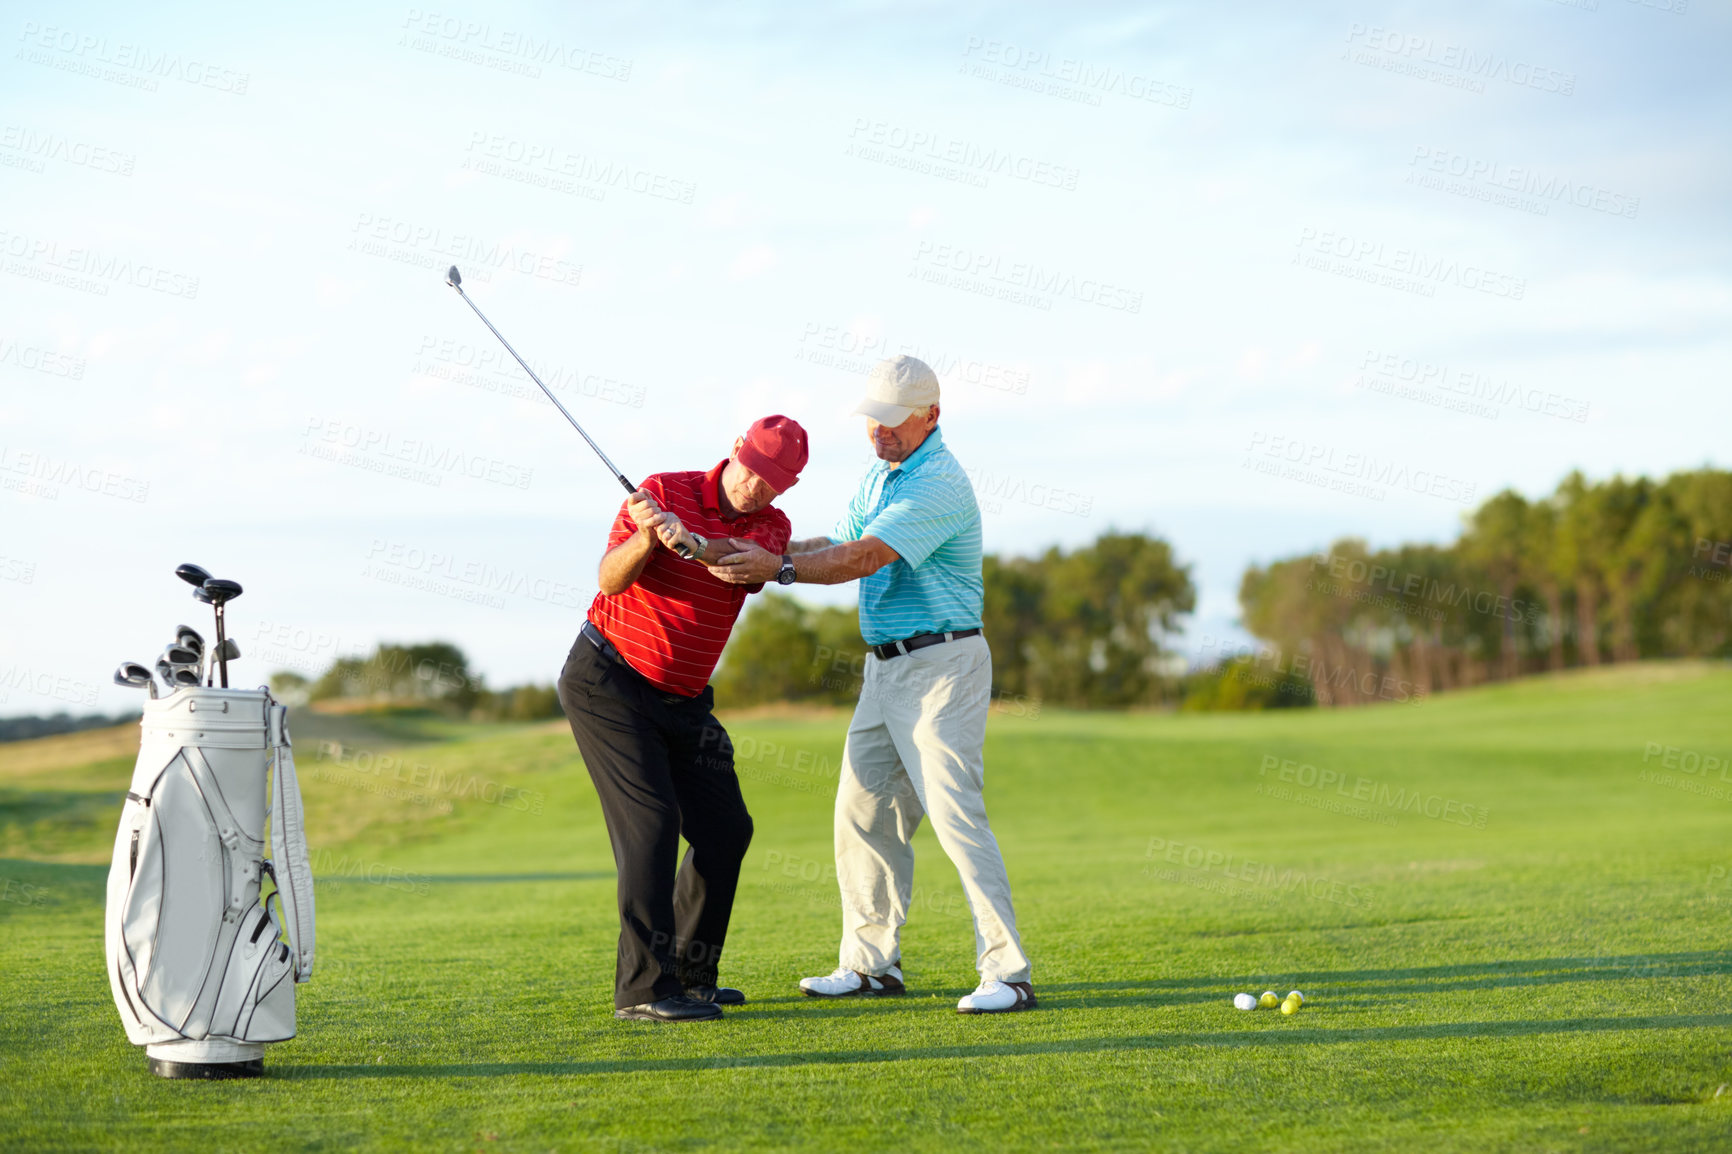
736, 415, 808, 492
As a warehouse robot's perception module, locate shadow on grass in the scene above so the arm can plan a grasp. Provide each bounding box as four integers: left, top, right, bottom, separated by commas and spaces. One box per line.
1041, 951, 1732, 1006
0, 860, 106, 914
0, 790, 124, 849
317, 872, 615, 885
0, 862, 616, 890
283, 1011, 1732, 1080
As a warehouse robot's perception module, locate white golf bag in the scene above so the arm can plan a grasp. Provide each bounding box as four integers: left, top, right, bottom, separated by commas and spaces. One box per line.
105, 686, 315, 1078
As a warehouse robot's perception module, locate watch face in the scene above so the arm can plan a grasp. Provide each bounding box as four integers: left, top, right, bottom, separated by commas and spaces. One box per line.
777, 561, 796, 585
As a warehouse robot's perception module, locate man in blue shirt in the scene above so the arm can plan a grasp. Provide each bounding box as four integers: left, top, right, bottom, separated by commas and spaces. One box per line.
708, 355, 1035, 1014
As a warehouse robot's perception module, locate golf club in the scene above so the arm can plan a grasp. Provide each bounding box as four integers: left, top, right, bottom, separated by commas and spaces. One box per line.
114, 662, 158, 700
176, 625, 205, 682
443, 266, 702, 559
193, 586, 214, 681
444, 265, 635, 496
161, 644, 201, 686
178, 565, 216, 681
201, 578, 242, 687
175, 563, 211, 589
156, 658, 198, 689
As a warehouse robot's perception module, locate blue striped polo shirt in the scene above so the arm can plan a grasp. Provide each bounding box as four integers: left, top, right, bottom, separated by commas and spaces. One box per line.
832, 427, 984, 647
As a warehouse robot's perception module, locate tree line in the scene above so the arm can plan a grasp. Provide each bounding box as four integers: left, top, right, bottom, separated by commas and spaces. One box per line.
264, 466, 1729, 718
272, 642, 562, 721
1231, 467, 1731, 706
715, 532, 1194, 710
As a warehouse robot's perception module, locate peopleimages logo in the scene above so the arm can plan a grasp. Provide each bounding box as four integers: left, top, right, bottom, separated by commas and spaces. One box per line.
910, 240, 1142, 313
1293, 228, 1525, 301
1407, 147, 1639, 220
0, 227, 200, 299
347, 213, 582, 287
0, 335, 85, 379
1342, 24, 1575, 96
1244, 431, 1479, 506
15, 21, 251, 94
1257, 755, 1489, 828
1142, 836, 1375, 911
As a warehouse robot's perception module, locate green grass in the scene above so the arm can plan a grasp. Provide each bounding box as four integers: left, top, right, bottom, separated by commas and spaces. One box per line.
4, 662, 1732, 1151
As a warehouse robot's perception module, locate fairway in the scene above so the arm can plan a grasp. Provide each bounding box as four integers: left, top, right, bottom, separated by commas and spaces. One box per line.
4, 662, 1731, 1152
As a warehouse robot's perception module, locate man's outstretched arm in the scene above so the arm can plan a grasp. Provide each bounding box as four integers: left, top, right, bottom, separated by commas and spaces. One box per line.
707, 537, 899, 586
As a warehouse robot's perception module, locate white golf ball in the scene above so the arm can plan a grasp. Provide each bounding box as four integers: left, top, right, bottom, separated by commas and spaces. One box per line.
1233, 992, 1257, 1011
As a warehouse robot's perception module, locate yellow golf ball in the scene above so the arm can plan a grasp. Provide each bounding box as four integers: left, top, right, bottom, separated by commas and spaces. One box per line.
1280, 996, 1300, 1015
1258, 991, 1280, 1009
1287, 990, 1305, 1005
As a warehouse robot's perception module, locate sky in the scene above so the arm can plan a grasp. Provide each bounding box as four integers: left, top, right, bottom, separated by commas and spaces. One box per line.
2, 0, 1728, 718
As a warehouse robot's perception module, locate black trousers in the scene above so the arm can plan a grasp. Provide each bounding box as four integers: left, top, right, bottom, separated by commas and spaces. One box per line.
556, 633, 753, 1008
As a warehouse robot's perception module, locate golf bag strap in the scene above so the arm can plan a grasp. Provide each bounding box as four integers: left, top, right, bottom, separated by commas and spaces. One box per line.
181, 747, 263, 924
267, 702, 316, 983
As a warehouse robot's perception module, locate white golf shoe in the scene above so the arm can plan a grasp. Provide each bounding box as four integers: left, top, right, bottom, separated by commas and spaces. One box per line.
799, 965, 906, 998
956, 979, 1038, 1014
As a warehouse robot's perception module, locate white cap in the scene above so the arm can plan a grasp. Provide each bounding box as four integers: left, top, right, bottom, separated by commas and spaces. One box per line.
853, 355, 940, 426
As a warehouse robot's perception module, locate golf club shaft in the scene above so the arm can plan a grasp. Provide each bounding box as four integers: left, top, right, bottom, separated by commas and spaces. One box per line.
215, 604, 229, 688
448, 279, 635, 496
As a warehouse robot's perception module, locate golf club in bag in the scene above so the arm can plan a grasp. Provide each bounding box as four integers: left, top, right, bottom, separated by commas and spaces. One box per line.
105, 566, 315, 1079
442, 266, 703, 560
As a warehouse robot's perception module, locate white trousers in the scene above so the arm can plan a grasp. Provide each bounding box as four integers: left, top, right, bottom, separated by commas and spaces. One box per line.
832, 634, 1032, 983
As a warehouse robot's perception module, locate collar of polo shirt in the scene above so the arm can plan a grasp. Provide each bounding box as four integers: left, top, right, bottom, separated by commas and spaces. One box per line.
701, 459, 735, 519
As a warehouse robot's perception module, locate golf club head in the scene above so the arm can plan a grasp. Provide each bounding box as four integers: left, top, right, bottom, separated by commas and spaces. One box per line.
446, 265, 461, 288
155, 661, 195, 689
163, 644, 200, 668
175, 625, 205, 653
202, 577, 243, 605
217, 638, 241, 661
175, 563, 212, 588
193, 586, 213, 605
116, 661, 159, 700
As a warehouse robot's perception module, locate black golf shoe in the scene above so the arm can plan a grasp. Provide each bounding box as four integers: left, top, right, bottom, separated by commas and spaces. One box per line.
613, 996, 723, 1022
684, 985, 746, 1005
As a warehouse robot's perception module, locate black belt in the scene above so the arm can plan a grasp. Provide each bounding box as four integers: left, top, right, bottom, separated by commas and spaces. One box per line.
870, 628, 981, 661
581, 620, 624, 665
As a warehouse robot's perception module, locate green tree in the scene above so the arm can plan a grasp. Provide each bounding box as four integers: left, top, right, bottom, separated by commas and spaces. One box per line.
309, 641, 481, 713
1461, 489, 1531, 680
1555, 472, 1605, 666
1024, 533, 1195, 707
1591, 476, 1653, 663
981, 554, 1046, 700
711, 593, 824, 707
1522, 499, 1568, 672
1661, 469, 1732, 656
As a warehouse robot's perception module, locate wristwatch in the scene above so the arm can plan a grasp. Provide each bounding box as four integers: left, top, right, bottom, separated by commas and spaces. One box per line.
672, 532, 707, 560
775, 554, 796, 585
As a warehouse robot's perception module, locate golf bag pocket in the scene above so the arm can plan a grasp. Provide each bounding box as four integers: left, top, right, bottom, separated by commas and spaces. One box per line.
106, 688, 311, 1049
208, 906, 297, 1041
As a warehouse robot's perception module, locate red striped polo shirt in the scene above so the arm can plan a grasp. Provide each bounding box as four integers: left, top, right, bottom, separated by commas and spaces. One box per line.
586, 460, 792, 696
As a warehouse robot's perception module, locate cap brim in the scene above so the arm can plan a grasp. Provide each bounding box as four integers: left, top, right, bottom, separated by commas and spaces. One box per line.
852, 398, 917, 426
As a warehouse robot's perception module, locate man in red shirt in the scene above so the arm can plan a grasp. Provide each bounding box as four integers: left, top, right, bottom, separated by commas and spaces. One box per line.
557, 415, 806, 1022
